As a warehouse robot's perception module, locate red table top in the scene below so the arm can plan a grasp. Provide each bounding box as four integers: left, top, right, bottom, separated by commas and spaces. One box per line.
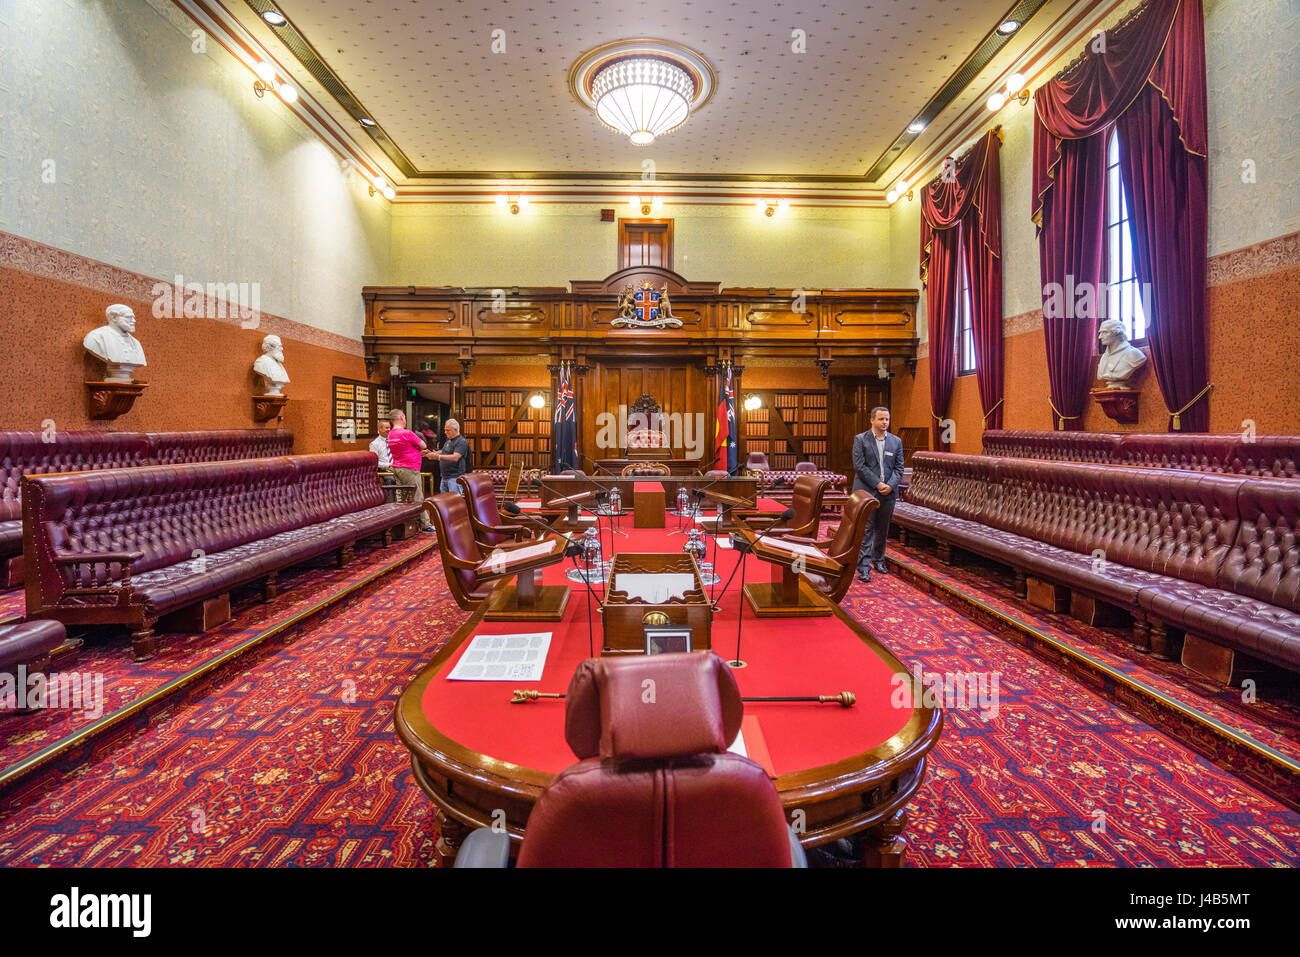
420, 518, 911, 779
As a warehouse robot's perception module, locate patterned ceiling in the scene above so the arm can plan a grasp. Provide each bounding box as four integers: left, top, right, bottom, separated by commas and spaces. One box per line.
256, 0, 1033, 178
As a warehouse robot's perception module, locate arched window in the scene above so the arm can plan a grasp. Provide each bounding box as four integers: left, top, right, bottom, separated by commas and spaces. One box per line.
1105, 128, 1149, 343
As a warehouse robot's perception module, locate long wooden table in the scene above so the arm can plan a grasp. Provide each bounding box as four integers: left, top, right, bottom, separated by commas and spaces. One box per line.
397, 511, 942, 867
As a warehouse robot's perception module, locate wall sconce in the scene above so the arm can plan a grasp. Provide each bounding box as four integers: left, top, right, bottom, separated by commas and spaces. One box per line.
742, 393, 763, 411
987, 73, 1029, 112
368, 175, 396, 201
529, 393, 546, 409
496, 195, 529, 214
253, 61, 298, 104
755, 199, 789, 217
629, 195, 664, 215
886, 181, 913, 204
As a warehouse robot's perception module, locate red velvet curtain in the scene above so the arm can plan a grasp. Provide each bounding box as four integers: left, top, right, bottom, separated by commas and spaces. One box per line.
920, 130, 1004, 444
1032, 0, 1209, 431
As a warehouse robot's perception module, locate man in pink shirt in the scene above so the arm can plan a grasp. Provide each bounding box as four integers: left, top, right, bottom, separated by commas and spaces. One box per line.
387, 410, 435, 531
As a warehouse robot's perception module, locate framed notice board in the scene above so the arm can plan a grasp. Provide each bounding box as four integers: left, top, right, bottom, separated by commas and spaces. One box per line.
333, 377, 390, 440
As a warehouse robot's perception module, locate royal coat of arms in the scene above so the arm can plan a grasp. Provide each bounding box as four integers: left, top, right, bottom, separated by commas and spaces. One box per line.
613, 281, 683, 329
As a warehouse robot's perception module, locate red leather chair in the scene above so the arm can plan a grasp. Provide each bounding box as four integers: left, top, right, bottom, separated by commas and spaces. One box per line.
424, 492, 495, 610
746, 452, 769, 471
455, 652, 805, 867
784, 490, 879, 604
459, 473, 537, 548
794, 461, 817, 472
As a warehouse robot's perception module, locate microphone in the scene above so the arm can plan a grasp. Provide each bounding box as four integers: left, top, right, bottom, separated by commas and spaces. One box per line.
732, 507, 795, 554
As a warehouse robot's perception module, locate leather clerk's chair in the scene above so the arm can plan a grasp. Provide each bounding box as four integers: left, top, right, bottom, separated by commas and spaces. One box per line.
783, 490, 878, 604
454, 652, 806, 868
424, 492, 495, 610
746, 451, 770, 471
459, 473, 537, 548
740, 473, 827, 539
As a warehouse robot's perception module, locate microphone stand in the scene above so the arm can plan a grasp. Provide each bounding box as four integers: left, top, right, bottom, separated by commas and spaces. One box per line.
503, 501, 601, 656
710, 507, 795, 612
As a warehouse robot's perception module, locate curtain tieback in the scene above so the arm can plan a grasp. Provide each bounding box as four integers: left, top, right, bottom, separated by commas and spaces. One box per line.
1169, 383, 1214, 431
1046, 397, 1079, 431
982, 399, 1004, 422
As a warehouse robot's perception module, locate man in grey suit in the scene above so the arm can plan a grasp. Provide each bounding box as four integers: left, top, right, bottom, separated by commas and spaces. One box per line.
851, 406, 904, 583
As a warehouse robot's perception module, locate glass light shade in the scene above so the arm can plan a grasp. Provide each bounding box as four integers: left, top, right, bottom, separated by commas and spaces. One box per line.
591, 57, 695, 145
381, 186, 396, 200
887, 189, 899, 203
262, 10, 287, 26
1006, 73, 1026, 94
987, 91, 1007, 111
255, 62, 277, 84
277, 84, 298, 104
529, 393, 545, 409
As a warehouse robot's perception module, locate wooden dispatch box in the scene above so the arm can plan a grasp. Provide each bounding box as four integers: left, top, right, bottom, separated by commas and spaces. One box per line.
600, 553, 713, 656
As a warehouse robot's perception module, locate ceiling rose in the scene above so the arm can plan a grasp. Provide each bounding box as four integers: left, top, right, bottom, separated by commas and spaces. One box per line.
570, 40, 715, 146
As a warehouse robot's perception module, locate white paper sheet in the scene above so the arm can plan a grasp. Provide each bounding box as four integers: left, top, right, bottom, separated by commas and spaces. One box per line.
759, 538, 828, 560
481, 538, 558, 570
613, 573, 697, 603
447, 632, 553, 681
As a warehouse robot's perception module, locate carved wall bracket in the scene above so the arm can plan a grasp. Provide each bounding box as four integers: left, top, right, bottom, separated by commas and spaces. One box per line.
87, 380, 146, 420
253, 394, 289, 423
1090, 387, 1141, 424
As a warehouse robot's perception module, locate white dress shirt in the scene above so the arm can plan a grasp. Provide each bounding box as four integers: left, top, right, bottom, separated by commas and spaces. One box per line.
369, 433, 392, 467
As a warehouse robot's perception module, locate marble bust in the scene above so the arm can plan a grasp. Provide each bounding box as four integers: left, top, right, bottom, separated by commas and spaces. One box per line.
83, 304, 147, 383
1095, 319, 1148, 389
253, 334, 290, 395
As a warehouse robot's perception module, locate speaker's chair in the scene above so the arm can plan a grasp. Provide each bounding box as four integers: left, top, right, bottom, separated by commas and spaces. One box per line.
423, 492, 496, 610
454, 652, 806, 868
459, 473, 538, 548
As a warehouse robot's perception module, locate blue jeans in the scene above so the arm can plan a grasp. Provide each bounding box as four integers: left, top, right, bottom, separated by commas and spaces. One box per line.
439, 476, 463, 494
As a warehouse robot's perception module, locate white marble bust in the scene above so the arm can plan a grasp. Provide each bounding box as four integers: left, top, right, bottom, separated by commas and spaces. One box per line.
83, 304, 147, 383
253, 334, 290, 396
1096, 319, 1148, 389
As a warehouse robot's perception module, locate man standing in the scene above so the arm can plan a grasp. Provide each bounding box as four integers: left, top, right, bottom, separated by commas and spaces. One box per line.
430, 419, 471, 494
387, 410, 436, 532
369, 418, 393, 468
851, 406, 904, 583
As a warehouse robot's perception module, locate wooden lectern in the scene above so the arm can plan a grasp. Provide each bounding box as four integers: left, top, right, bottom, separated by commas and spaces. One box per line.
738, 527, 841, 618
478, 536, 571, 621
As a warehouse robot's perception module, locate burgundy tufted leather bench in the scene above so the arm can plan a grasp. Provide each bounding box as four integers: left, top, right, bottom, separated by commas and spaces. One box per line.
1, 429, 295, 589
1, 620, 68, 713
22, 451, 420, 660
145, 429, 293, 466
982, 430, 1300, 478
894, 452, 1300, 676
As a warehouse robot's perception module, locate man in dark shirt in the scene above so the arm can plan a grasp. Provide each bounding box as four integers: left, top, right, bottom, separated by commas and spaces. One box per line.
430, 418, 471, 493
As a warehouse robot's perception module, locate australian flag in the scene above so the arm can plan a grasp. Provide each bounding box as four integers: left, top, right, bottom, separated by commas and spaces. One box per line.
713, 365, 737, 473
554, 363, 579, 471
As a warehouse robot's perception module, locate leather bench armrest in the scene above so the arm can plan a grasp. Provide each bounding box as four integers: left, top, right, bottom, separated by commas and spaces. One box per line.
51, 550, 144, 565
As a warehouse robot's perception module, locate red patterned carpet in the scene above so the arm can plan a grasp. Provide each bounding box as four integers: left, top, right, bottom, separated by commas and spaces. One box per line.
0, 536, 431, 777
890, 539, 1300, 766
0, 538, 1297, 867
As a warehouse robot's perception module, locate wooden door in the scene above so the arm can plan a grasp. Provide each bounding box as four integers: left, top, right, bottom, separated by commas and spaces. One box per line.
618, 220, 674, 269
581, 359, 706, 462
828, 377, 890, 476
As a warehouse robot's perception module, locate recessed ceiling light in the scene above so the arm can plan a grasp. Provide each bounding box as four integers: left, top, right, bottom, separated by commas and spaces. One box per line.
262, 10, 287, 26
998, 20, 1020, 34
907, 119, 926, 133
359, 117, 377, 127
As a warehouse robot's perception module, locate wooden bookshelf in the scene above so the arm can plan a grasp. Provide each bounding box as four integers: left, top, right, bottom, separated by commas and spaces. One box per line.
333, 377, 390, 440
459, 388, 552, 470
743, 389, 829, 471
